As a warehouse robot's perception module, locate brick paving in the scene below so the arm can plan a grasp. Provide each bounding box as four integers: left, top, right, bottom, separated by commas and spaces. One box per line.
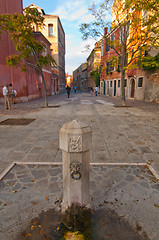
0, 92, 159, 239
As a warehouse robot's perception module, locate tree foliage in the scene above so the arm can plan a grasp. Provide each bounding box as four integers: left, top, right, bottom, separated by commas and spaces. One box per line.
0, 7, 56, 107
80, 0, 159, 104
90, 69, 100, 87
139, 53, 159, 71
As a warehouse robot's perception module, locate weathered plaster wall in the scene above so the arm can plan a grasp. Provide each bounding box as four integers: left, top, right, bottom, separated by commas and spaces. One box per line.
145, 71, 159, 103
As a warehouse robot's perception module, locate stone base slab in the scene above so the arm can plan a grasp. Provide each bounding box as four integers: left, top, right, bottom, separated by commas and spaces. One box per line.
0, 163, 159, 239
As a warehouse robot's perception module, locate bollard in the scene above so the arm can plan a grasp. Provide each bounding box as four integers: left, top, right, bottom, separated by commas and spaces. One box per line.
59, 120, 92, 212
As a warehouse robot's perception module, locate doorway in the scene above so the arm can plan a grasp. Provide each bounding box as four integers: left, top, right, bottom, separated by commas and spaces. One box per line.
130, 79, 135, 98
107, 81, 109, 95
51, 79, 54, 95
103, 81, 105, 95
114, 80, 116, 96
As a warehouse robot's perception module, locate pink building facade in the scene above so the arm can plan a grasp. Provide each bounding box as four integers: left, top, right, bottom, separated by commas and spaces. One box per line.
0, 0, 53, 102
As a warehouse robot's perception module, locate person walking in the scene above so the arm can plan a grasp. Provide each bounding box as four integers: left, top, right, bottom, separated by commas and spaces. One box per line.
9, 83, 16, 104
90, 87, 93, 96
3, 84, 11, 109
66, 85, 71, 98
95, 86, 98, 96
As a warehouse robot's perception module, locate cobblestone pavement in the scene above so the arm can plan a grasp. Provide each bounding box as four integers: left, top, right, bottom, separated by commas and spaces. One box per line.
0, 92, 159, 239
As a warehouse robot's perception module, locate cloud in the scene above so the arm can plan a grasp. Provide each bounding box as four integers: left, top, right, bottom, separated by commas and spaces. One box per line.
66, 36, 95, 57
51, 0, 89, 22
66, 53, 87, 74
50, 0, 102, 74
81, 13, 94, 23
65, 37, 96, 74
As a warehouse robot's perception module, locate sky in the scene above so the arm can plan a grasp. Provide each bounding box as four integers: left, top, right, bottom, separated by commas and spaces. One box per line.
23, 0, 103, 75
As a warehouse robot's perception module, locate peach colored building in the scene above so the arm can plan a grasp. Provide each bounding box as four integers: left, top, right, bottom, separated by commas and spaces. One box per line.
27, 4, 66, 94
100, 1, 159, 102
73, 63, 87, 92
87, 42, 101, 91
65, 73, 73, 88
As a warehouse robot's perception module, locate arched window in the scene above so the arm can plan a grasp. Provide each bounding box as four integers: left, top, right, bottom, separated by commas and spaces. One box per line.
48, 24, 53, 36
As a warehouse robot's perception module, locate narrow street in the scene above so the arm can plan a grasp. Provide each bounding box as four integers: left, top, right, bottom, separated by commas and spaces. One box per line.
0, 92, 158, 171
0, 92, 159, 239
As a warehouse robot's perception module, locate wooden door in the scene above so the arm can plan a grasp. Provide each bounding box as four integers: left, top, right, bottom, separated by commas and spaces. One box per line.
131, 79, 135, 98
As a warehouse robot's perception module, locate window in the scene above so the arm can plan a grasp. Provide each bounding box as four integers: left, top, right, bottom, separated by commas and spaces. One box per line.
120, 26, 124, 42
106, 38, 110, 52
58, 27, 61, 42
111, 34, 115, 47
111, 34, 115, 42
138, 77, 143, 87
48, 24, 53, 36
42, 42, 47, 56
110, 62, 114, 72
110, 81, 112, 87
101, 44, 104, 56
124, 79, 127, 87
117, 56, 121, 70
107, 61, 114, 73
99, 65, 102, 74
118, 80, 120, 87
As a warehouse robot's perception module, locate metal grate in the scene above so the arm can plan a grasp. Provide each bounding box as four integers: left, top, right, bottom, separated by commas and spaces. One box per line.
0, 118, 36, 126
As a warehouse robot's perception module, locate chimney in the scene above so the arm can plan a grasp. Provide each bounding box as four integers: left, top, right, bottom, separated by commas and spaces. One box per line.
95, 42, 98, 48
104, 27, 108, 36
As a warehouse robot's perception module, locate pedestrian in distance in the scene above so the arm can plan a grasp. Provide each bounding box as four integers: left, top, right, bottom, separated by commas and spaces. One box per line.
9, 83, 17, 104
66, 85, 71, 98
95, 86, 98, 96
74, 86, 77, 93
2, 84, 12, 109
90, 87, 93, 96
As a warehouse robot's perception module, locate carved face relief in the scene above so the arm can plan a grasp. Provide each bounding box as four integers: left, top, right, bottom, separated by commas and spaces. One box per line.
70, 162, 82, 180
69, 135, 82, 152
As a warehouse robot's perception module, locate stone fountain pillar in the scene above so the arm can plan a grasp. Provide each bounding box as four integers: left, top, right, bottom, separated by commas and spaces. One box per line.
59, 120, 92, 212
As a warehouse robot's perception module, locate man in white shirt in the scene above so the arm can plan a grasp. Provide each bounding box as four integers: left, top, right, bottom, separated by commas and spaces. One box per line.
3, 84, 11, 109
95, 86, 98, 96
